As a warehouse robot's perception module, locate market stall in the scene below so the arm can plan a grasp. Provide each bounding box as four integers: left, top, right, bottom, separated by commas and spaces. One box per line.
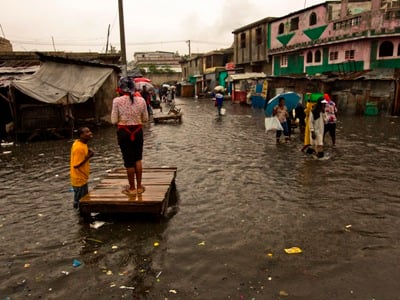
226, 72, 267, 104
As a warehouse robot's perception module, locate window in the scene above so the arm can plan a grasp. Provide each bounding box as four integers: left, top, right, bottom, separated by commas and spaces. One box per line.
256, 28, 262, 45
315, 50, 321, 62
240, 33, 246, 49
281, 55, 288, 67
379, 41, 394, 57
345, 50, 355, 60
329, 51, 338, 61
278, 23, 284, 34
306, 51, 313, 63
290, 17, 299, 31
309, 12, 317, 26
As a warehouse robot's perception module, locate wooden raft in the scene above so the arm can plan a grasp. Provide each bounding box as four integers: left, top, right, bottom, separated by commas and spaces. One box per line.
79, 167, 177, 216
153, 112, 182, 124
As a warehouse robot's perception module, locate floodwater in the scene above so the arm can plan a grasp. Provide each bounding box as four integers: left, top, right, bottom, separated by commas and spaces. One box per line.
1, 97, 400, 300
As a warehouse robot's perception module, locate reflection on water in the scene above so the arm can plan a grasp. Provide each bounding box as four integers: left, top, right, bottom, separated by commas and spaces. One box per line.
1, 98, 400, 299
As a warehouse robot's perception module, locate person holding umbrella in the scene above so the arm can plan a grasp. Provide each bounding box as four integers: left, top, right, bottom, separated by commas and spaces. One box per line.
272, 97, 290, 144
214, 86, 225, 116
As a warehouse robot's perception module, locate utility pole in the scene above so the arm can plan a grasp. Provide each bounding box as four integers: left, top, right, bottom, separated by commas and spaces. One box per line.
186, 40, 191, 57
0, 24, 5, 38
51, 36, 56, 51
105, 24, 110, 54
118, 0, 127, 77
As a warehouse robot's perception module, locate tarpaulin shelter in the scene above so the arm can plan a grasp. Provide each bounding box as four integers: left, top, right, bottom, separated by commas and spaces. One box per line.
10, 53, 120, 141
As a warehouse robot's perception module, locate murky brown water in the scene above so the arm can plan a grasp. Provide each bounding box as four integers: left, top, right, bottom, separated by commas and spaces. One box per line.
1, 97, 400, 300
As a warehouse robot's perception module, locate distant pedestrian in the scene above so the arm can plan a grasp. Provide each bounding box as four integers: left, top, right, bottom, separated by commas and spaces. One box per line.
70, 126, 94, 209
215, 90, 224, 116
309, 97, 328, 158
301, 99, 315, 153
111, 77, 148, 196
323, 93, 337, 146
141, 86, 152, 115
294, 102, 306, 134
272, 97, 290, 144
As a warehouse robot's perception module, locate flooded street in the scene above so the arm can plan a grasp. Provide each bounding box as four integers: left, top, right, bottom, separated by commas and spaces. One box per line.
1, 97, 400, 300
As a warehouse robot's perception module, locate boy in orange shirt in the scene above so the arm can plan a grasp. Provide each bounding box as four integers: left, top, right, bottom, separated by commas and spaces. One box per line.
70, 127, 94, 209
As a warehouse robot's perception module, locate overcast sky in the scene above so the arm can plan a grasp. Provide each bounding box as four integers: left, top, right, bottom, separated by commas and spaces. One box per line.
1, 0, 325, 61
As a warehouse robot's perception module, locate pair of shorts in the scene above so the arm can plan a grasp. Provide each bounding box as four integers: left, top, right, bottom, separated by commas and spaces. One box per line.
72, 183, 88, 209
117, 127, 144, 168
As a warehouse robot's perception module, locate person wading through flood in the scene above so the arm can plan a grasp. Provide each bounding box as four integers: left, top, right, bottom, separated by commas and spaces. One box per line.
111, 78, 149, 196
70, 127, 94, 209
272, 97, 290, 144
309, 97, 328, 158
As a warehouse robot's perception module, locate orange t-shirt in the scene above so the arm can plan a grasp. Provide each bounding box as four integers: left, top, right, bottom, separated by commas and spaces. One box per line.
70, 140, 90, 187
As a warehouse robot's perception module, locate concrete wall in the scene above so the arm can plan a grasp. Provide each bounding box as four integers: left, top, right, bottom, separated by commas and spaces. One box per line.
145, 73, 182, 86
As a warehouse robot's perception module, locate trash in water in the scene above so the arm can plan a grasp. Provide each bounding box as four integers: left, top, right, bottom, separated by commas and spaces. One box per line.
153, 241, 159, 247
120, 286, 135, 290
85, 237, 103, 243
2, 151, 12, 155
345, 224, 352, 228
24, 263, 31, 268
1, 141, 14, 147
61, 271, 69, 276
72, 259, 81, 267
106, 270, 113, 275
169, 289, 177, 294
156, 271, 162, 278
198, 241, 205, 246
284, 247, 302, 254
112, 245, 118, 250
279, 290, 289, 296
90, 221, 105, 229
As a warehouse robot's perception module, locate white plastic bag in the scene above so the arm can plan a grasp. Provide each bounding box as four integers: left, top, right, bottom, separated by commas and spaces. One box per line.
265, 117, 283, 132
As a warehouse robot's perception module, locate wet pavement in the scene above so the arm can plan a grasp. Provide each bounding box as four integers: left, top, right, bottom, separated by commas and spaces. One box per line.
1, 97, 400, 299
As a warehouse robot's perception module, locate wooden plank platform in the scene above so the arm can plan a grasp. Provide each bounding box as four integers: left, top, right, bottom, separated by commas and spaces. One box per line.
153, 112, 182, 124
79, 167, 177, 216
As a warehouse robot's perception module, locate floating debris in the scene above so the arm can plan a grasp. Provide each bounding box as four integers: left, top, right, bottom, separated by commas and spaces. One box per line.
90, 221, 106, 229
85, 237, 103, 243
120, 286, 135, 290
72, 259, 81, 267
279, 290, 289, 296
284, 247, 302, 254
153, 242, 160, 247
198, 241, 205, 246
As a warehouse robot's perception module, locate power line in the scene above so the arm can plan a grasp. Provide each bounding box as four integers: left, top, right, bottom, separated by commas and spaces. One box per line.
9, 39, 229, 47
